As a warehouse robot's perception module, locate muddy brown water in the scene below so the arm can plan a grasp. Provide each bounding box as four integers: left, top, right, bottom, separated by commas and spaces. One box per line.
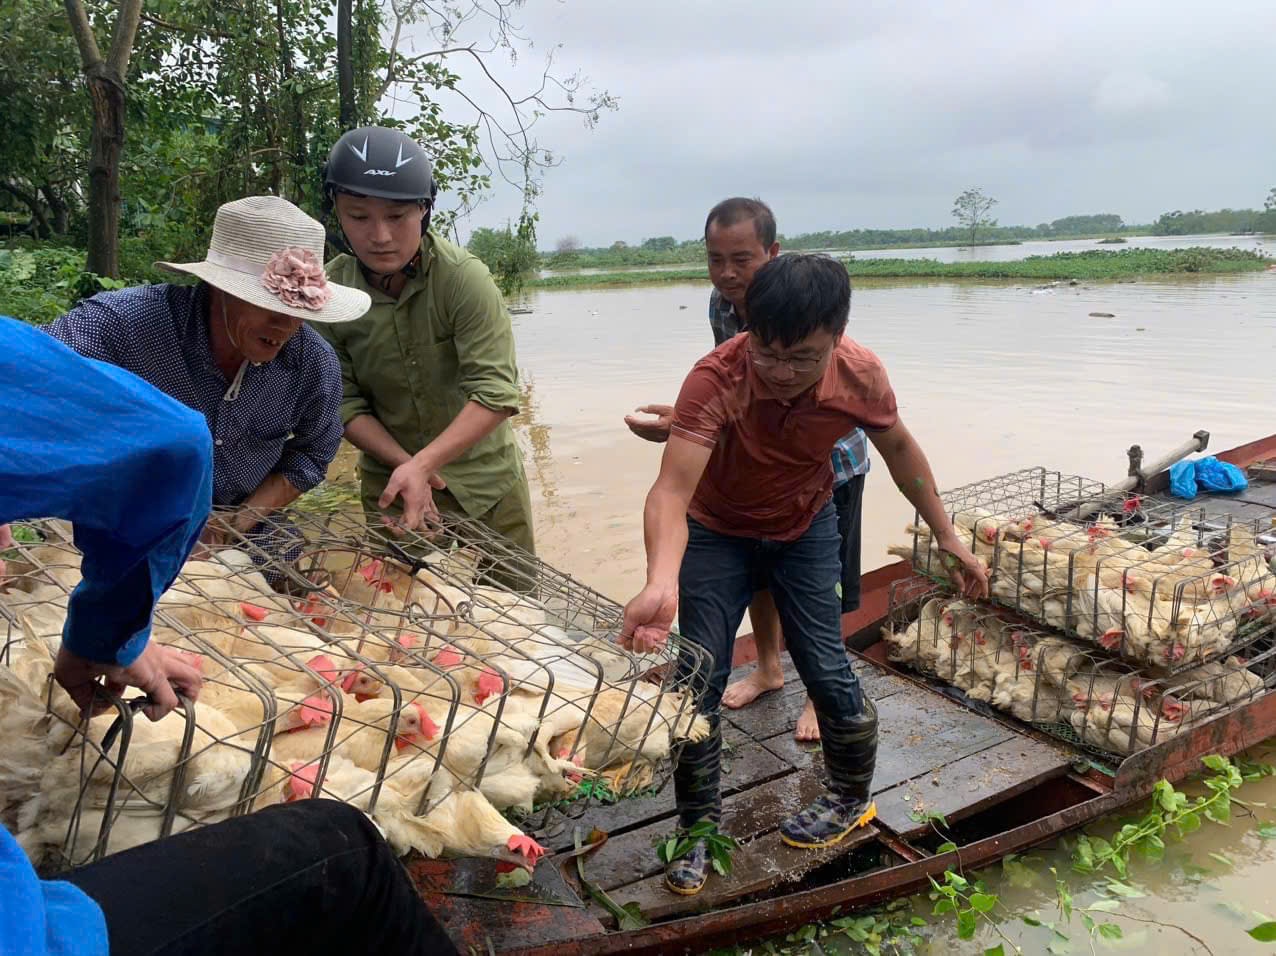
330, 271, 1276, 952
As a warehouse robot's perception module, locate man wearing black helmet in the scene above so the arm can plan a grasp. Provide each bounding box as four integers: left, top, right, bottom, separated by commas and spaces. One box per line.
316, 126, 534, 560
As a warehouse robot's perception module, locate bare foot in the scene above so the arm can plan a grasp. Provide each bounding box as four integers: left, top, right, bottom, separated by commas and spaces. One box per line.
722, 668, 784, 709
794, 697, 821, 743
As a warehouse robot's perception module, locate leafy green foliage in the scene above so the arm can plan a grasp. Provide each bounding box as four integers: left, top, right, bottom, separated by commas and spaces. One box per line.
467, 216, 541, 297
952, 188, 999, 245
655, 820, 740, 877
0, 246, 124, 324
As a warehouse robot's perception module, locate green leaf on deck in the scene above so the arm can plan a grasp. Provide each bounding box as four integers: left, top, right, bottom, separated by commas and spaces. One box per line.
1087, 900, 1120, 913
1098, 923, 1123, 941
1249, 922, 1276, 942
1209, 851, 1234, 867
937, 841, 958, 853
956, 910, 977, 940
618, 902, 649, 932
984, 946, 1005, 956
1257, 823, 1276, 839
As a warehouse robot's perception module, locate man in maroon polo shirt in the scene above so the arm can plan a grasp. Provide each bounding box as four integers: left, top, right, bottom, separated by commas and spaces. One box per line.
620, 253, 988, 896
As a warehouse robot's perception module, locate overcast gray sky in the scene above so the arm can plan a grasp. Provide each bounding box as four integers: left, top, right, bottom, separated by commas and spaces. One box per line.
397, 0, 1276, 248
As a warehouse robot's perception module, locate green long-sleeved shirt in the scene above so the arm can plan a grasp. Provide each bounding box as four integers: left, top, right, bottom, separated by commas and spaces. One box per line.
320, 234, 525, 517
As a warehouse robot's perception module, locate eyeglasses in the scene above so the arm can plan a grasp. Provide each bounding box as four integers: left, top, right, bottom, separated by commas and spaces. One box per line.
746, 346, 829, 373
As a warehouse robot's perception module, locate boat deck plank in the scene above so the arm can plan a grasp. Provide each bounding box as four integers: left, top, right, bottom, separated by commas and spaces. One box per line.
581, 770, 828, 892
408, 856, 606, 953
872, 734, 1075, 838
594, 825, 880, 926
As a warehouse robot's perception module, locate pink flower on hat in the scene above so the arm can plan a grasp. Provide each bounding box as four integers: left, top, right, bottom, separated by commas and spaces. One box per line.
260, 247, 332, 311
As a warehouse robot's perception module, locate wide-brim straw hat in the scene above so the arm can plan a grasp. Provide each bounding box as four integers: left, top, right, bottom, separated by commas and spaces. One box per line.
155, 195, 370, 323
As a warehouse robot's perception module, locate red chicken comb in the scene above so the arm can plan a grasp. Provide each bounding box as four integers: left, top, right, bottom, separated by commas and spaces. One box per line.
306, 654, 338, 684
285, 762, 320, 801
340, 664, 366, 693
240, 602, 269, 622
414, 702, 439, 741
507, 834, 546, 865
298, 695, 333, 728
476, 668, 505, 703
433, 645, 463, 669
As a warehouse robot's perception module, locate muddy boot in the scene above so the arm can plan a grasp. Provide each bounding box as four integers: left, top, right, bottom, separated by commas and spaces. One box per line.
665, 716, 721, 895
780, 698, 878, 849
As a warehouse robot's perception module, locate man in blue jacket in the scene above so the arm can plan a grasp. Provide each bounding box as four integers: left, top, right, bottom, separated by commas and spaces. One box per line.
0, 315, 455, 955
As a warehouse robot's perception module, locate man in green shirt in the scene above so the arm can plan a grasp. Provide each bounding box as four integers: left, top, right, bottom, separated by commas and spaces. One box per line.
316, 126, 534, 561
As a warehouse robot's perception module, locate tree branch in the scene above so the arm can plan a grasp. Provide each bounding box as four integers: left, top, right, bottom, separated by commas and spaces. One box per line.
138, 11, 231, 40
107, 0, 144, 76
62, 0, 103, 69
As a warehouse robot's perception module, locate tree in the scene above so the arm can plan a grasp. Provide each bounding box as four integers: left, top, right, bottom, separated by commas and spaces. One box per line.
1266, 187, 1276, 212
467, 215, 539, 296
952, 188, 998, 245
640, 236, 676, 251
555, 235, 581, 254
372, 0, 617, 228
63, 0, 145, 278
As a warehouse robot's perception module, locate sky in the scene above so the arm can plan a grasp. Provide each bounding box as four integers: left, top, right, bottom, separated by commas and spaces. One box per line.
390, 0, 1276, 248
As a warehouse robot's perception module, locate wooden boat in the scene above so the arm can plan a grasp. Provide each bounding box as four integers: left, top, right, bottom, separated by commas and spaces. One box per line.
414, 431, 1276, 955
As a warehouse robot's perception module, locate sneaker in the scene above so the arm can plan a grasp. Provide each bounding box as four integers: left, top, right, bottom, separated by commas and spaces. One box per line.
663, 839, 710, 896
779, 794, 877, 849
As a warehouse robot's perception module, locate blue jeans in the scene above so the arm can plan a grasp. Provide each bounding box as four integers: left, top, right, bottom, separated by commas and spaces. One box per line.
673, 501, 866, 826
678, 501, 864, 718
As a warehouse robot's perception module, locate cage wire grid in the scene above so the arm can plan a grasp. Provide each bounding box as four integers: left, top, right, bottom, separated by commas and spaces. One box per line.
901, 467, 1276, 673
885, 573, 1276, 765
0, 507, 714, 872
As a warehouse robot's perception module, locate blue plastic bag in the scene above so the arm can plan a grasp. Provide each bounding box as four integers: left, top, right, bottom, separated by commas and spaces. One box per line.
1169, 456, 1248, 499
1196, 456, 1248, 494
1169, 460, 1198, 499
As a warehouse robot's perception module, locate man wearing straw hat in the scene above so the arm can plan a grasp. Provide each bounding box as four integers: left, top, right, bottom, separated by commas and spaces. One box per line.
46, 196, 369, 580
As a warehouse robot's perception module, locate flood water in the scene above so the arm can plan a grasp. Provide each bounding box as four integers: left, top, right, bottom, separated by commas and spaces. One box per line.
331, 269, 1276, 952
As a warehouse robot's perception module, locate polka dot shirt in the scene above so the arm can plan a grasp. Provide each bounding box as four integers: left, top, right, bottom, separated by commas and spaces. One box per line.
45, 282, 344, 507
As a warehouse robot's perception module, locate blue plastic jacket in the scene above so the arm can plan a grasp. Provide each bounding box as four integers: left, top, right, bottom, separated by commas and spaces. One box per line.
0, 315, 213, 955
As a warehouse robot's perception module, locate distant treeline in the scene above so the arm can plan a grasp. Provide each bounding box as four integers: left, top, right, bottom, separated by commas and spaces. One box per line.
530, 246, 1272, 290
543, 208, 1276, 270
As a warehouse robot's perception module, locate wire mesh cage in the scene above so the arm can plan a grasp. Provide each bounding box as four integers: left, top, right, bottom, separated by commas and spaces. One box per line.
0, 508, 713, 874
883, 575, 1276, 761
891, 467, 1276, 671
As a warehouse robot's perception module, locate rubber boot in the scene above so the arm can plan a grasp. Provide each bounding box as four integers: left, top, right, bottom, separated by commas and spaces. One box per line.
779, 697, 879, 848
665, 715, 721, 895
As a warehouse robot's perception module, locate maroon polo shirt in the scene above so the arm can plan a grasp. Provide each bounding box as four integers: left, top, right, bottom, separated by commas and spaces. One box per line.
670, 333, 898, 541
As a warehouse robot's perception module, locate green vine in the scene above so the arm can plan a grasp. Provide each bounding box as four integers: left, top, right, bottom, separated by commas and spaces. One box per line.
925, 754, 1269, 954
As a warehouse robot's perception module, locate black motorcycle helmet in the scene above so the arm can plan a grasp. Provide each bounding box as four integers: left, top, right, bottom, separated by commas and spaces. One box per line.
322, 126, 439, 287
323, 125, 438, 204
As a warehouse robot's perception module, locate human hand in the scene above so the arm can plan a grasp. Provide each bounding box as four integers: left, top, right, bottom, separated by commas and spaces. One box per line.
936, 534, 990, 599
54, 643, 204, 722
623, 405, 674, 443
619, 582, 678, 654
379, 458, 448, 533
0, 523, 12, 579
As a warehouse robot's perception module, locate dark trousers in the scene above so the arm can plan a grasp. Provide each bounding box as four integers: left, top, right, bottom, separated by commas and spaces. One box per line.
835, 474, 866, 613
65, 799, 459, 956
674, 502, 867, 826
